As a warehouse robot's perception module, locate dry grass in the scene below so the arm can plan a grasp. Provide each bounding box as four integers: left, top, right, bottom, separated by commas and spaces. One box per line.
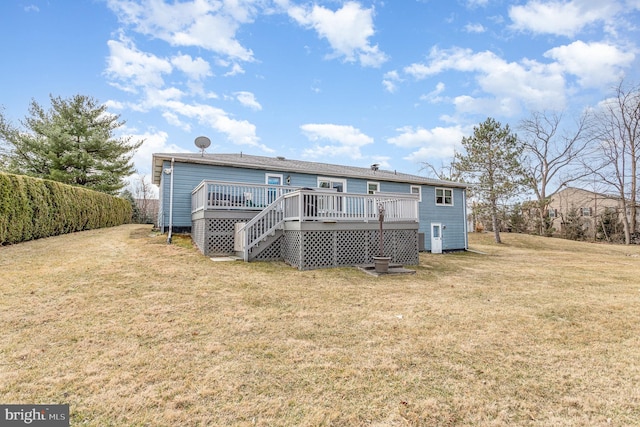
1, 225, 640, 426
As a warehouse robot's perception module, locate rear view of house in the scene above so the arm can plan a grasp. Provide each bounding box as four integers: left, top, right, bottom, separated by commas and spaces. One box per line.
152, 153, 468, 270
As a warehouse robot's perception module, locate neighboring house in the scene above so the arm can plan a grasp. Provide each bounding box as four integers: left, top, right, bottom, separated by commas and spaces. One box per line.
548, 187, 640, 238
151, 153, 468, 270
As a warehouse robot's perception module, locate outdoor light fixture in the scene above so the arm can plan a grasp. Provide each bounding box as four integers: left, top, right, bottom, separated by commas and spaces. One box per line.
286, 175, 291, 185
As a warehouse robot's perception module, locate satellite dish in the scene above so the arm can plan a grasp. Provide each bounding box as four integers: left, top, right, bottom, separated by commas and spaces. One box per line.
194, 136, 211, 156
195, 136, 211, 149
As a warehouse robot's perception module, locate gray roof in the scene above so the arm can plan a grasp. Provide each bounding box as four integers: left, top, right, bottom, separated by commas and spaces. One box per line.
152, 152, 467, 188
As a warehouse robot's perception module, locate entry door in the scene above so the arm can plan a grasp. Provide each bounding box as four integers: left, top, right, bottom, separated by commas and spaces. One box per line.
431, 223, 443, 254
266, 174, 282, 203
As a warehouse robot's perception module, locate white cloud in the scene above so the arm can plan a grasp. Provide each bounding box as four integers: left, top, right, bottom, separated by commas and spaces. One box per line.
123, 129, 190, 176
300, 123, 373, 160
466, 0, 489, 7
420, 82, 446, 103
235, 91, 262, 111
150, 86, 185, 102
170, 54, 212, 80
106, 0, 256, 61
106, 37, 172, 90
224, 63, 245, 77
382, 70, 401, 93
404, 47, 567, 115
544, 40, 635, 87
464, 23, 486, 33
162, 111, 191, 132
311, 79, 322, 93
387, 125, 465, 159
159, 100, 271, 151
508, 0, 622, 37
125, 94, 268, 151
288, 1, 388, 67
105, 99, 125, 110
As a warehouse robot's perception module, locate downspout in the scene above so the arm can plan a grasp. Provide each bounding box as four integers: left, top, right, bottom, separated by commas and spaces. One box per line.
243, 224, 249, 262
463, 187, 469, 250
167, 157, 175, 244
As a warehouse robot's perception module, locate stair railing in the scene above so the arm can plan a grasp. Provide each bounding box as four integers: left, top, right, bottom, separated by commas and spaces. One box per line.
238, 193, 287, 261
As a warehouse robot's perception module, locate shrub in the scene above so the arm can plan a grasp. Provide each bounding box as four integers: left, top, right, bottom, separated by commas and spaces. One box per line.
0, 172, 131, 245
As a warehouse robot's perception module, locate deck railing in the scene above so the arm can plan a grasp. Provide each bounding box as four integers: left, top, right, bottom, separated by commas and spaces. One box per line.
236, 189, 418, 261
238, 193, 288, 261
192, 180, 297, 213
192, 182, 420, 261
193, 181, 419, 222
284, 189, 419, 222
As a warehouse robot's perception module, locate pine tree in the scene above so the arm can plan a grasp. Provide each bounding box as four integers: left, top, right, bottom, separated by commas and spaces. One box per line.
120, 190, 141, 223
597, 207, 624, 243
562, 207, 585, 241
508, 203, 527, 233
455, 117, 525, 243
0, 94, 143, 195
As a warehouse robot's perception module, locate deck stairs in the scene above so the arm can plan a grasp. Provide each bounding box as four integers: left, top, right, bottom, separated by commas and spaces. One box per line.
234, 194, 286, 261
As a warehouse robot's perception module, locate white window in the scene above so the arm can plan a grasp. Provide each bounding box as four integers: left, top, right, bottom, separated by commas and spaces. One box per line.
367, 182, 380, 195
317, 177, 346, 192
581, 207, 592, 216
435, 188, 453, 206
549, 209, 557, 218
265, 173, 283, 185
410, 185, 422, 202
317, 177, 346, 212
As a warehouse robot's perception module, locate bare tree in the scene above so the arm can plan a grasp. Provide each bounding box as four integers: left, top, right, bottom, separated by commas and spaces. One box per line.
131, 174, 157, 224
519, 111, 596, 236
420, 159, 462, 182
589, 81, 640, 244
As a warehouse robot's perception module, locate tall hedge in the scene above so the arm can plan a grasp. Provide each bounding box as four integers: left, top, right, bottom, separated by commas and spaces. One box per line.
0, 172, 132, 245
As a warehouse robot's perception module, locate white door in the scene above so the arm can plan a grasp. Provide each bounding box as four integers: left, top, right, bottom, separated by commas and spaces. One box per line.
266, 174, 283, 203
431, 223, 442, 254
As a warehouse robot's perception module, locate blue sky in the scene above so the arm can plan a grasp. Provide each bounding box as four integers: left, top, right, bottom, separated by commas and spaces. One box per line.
2, 0, 640, 189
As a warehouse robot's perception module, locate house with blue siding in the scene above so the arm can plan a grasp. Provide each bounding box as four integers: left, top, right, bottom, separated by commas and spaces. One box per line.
152, 153, 468, 270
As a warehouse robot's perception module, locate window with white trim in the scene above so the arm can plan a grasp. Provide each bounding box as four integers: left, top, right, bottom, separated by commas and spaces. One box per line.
367, 182, 380, 195
435, 188, 453, 206
410, 185, 422, 202
317, 177, 346, 212
581, 207, 592, 216
317, 177, 346, 192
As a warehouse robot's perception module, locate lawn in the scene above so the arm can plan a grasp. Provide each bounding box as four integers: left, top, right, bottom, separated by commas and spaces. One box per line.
1, 225, 639, 426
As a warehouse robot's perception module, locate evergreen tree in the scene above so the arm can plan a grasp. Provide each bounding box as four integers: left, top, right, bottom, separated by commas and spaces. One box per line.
120, 190, 141, 224
455, 117, 525, 243
508, 203, 527, 233
597, 207, 624, 243
562, 207, 585, 241
0, 94, 143, 195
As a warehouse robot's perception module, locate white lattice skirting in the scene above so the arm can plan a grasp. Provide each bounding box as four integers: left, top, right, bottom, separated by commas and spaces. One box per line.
193, 217, 419, 270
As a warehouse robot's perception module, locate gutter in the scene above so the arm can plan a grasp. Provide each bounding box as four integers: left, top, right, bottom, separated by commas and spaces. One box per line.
152, 153, 468, 189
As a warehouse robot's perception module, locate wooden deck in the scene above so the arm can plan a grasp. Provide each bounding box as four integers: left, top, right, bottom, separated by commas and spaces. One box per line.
191, 180, 420, 269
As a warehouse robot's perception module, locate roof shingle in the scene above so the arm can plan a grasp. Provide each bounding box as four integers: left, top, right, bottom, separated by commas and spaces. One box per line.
152, 152, 467, 188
